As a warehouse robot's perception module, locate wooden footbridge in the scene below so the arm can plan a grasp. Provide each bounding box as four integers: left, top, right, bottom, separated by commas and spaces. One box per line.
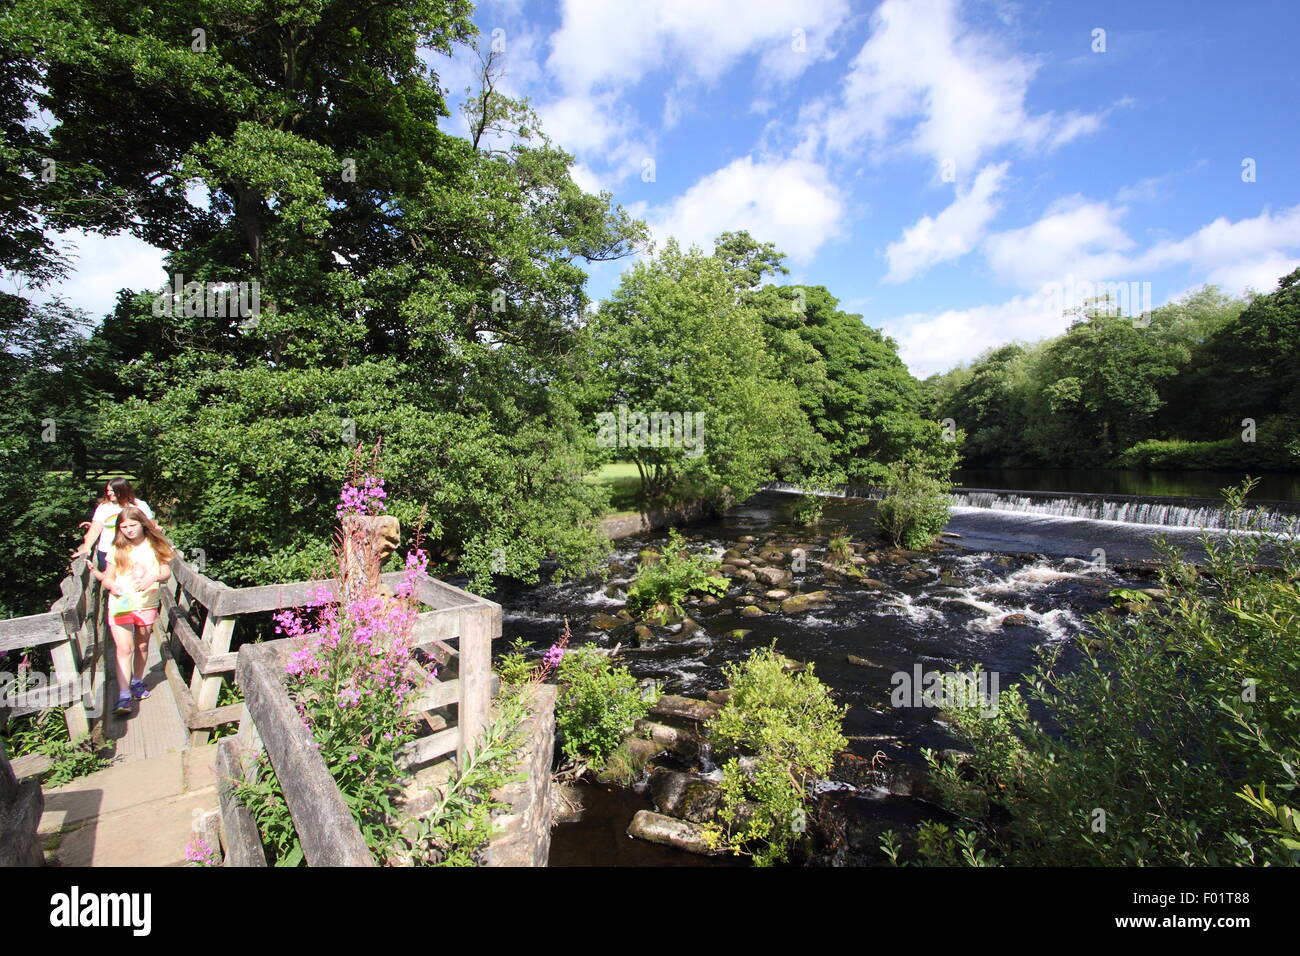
0, 546, 513, 867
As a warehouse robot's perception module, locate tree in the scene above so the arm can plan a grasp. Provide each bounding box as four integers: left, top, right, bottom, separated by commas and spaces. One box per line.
7, 1, 648, 595
747, 282, 957, 483
583, 240, 820, 505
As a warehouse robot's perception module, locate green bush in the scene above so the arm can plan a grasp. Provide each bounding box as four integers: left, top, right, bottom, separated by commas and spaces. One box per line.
705, 646, 847, 866
556, 647, 658, 765
875, 458, 952, 549
1, 706, 110, 786
625, 528, 727, 619
907, 481, 1300, 866
1115, 417, 1300, 471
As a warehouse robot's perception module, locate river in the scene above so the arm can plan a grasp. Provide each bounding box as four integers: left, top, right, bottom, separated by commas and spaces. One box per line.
483, 484, 1294, 865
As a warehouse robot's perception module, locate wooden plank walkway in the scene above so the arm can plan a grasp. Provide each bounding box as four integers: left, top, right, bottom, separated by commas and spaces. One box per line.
102, 627, 189, 762
38, 746, 220, 867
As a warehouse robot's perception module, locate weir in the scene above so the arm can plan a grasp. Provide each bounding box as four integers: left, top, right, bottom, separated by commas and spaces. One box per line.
763, 482, 1300, 533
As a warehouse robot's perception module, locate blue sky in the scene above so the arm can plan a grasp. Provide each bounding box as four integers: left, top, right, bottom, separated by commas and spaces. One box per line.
34, 0, 1300, 377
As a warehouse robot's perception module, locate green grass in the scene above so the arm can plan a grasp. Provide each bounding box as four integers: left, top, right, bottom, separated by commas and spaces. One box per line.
585, 461, 645, 515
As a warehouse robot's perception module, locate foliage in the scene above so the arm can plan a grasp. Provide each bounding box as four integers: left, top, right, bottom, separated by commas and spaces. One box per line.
910, 481, 1300, 865
1107, 587, 1152, 607
704, 645, 847, 866
0, 294, 99, 618
233, 460, 539, 866
746, 277, 956, 485
555, 646, 658, 765
875, 456, 953, 549
410, 688, 531, 866
582, 239, 824, 506
1, 705, 111, 786
625, 529, 728, 618
494, 638, 537, 687
791, 468, 846, 526
921, 279, 1300, 471
5, 0, 645, 600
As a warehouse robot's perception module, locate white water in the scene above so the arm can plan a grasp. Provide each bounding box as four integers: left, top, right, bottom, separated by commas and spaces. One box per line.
764, 481, 1299, 533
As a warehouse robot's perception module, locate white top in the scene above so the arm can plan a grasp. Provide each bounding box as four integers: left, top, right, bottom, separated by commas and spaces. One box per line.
93, 499, 155, 553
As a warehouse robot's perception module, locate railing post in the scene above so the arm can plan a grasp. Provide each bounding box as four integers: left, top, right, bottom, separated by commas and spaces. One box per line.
190, 614, 236, 746
456, 607, 496, 769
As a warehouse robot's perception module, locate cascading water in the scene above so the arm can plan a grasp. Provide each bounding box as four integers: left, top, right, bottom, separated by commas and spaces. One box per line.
949, 489, 1300, 532
764, 481, 1300, 533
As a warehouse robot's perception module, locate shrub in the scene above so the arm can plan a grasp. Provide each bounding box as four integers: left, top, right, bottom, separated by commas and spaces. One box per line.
556, 647, 658, 765
625, 528, 727, 618
906, 480, 1300, 866
705, 645, 847, 866
875, 458, 952, 549
0, 698, 110, 786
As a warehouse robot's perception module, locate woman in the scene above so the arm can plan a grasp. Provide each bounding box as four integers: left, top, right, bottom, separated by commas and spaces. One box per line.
103, 506, 174, 716
71, 478, 155, 576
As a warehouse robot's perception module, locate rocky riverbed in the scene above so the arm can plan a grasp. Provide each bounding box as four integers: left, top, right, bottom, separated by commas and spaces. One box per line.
486, 491, 1163, 866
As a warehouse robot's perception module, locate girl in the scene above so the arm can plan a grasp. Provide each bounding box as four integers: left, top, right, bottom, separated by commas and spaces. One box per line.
103, 506, 174, 716
72, 478, 156, 577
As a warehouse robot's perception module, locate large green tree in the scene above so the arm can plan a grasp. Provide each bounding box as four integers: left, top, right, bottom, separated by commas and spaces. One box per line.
582, 239, 822, 505
5, 0, 647, 592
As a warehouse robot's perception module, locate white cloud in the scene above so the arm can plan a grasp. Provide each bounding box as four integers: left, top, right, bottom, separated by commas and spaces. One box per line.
983, 196, 1135, 289
889, 203, 1300, 376
804, 0, 1102, 173
546, 0, 850, 95
648, 157, 846, 264
1136, 205, 1300, 280
882, 293, 1067, 378
885, 162, 1008, 282
1204, 253, 1300, 296
35, 231, 168, 320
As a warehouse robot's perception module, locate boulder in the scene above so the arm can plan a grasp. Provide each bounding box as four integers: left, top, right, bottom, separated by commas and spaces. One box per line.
651, 769, 723, 823
633, 625, 654, 642
723, 556, 751, 568
780, 590, 830, 613
764, 589, 791, 601
652, 694, 722, 723
740, 605, 765, 617
754, 567, 792, 588
634, 720, 700, 758
699, 594, 721, 608
638, 549, 661, 566
591, 612, 623, 630
1002, 613, 1031, 627
734, 569, 757, 583
627, 811, 716, 855
858, 578, 888, 591
706, 689, 733, 705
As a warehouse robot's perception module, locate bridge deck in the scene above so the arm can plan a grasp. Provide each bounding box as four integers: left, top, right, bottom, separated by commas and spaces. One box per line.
102, 625, 190, 761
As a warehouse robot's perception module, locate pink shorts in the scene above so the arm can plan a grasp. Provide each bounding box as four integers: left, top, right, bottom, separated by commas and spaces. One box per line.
113, 609, 159, 628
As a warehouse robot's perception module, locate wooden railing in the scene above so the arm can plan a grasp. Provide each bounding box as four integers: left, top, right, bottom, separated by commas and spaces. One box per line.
0, 560, 103, 741
216, 579, 503, 866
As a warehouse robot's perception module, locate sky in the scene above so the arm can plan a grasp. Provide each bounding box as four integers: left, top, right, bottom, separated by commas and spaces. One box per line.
29, 0, 1300, 378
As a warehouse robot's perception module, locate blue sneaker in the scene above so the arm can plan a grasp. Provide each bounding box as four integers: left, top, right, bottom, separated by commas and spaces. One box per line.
130, 679, 150, 700
113, 692, 132, 715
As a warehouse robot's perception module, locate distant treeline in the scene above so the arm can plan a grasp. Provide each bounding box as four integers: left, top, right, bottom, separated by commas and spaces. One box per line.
923, 270, 1300, 471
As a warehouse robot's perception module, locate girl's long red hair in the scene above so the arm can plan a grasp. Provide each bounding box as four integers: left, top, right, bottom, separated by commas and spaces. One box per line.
111, 505, 175, 572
